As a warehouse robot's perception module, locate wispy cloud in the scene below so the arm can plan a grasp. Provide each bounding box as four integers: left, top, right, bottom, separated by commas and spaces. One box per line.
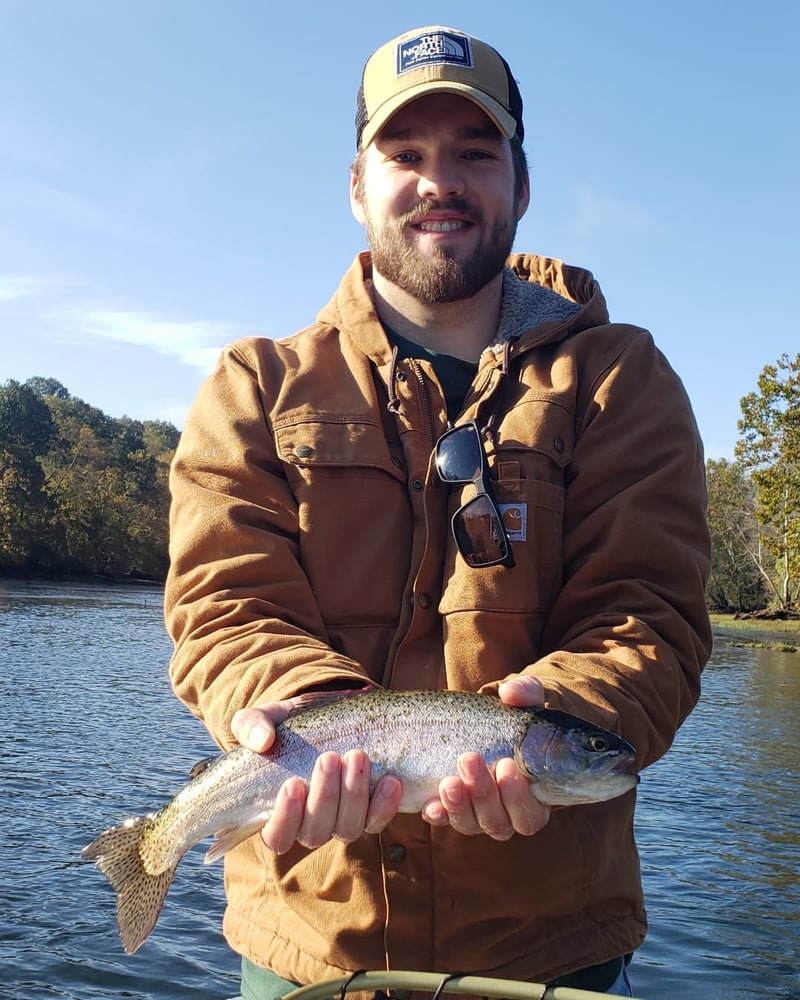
57, 308, 244, 371
0, 272, 59, 301
569, 183, 656, 243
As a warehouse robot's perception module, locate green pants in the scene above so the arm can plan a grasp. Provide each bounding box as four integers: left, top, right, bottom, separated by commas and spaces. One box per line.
234, 955, 630, 998
239, 957, 299, 1000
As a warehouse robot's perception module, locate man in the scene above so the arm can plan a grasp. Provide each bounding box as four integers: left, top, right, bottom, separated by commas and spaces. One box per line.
165, 25, 711, 998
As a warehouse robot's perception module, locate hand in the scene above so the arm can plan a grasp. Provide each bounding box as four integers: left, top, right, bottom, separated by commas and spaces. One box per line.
231, 700, 402, 854
421, 675, 551, 840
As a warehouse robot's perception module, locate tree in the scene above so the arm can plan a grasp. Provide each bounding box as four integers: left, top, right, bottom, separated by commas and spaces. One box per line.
39, 401, 177, 578
705, 458, 765, 611
0, 381, 57, 569
735, 353, 800, 611
0, 376, 180, 580
25, 377, 71, 401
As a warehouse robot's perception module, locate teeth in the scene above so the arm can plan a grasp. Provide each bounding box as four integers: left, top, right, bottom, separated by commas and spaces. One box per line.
418, 220, 466, 232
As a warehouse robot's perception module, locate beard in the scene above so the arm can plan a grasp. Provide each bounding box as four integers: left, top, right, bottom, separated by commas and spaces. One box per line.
363, 198, 519, 305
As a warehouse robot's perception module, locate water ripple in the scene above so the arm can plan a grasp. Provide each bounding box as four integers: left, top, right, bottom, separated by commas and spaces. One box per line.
2, 581, 798, 999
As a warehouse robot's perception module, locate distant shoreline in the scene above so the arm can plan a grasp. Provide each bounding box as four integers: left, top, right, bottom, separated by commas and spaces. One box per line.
710, 613, 800, 653
3, 576, 796, 653
0, 571, 164, 588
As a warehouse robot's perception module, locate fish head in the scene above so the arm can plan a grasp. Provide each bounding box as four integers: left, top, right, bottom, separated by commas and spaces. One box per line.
515, 709, 639, 806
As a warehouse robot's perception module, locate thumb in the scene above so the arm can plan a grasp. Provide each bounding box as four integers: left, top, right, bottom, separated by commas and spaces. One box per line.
231, 706, 279, 752
498, 674, 545, 708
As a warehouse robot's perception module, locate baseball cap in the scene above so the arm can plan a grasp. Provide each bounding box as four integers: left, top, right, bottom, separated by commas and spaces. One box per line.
355, 26, 524, 149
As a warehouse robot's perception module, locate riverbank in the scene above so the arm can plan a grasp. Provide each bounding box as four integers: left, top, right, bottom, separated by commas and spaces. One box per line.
710, 612, 800, 653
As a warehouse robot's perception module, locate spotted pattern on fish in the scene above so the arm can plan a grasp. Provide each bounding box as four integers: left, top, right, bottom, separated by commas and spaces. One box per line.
82, 815, 176, 954
81, 688, 638, 954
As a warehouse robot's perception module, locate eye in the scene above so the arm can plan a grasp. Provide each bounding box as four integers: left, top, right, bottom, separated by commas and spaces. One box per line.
392, 151, 419, 163
587, 733, 610, 753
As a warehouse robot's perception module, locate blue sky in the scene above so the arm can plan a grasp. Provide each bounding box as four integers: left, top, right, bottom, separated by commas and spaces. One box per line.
1, 1, 797, 460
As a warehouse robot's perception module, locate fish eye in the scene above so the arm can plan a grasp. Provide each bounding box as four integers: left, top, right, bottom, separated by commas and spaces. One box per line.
587, 733, 610, 753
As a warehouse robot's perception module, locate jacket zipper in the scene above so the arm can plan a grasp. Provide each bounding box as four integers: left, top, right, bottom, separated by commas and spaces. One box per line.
406, 358, 437, 451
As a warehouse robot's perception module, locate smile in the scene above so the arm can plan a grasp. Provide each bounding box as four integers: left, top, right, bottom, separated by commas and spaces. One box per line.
416, 220, 470, 233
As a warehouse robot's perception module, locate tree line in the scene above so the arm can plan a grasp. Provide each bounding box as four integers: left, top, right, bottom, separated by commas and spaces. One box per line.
0, 377, 179, 581
2, 356, 799, 610
707, 353, 799, 614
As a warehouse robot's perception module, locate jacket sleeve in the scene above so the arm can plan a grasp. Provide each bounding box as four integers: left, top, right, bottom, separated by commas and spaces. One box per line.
497, 328, 711, 770
165, 344, 369, 749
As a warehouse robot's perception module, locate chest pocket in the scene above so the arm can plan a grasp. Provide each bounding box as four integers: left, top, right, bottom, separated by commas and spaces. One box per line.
275, 417, 403, 474
273, 417, 409, 628
493, 395, 573, 482
439, 399, 572, 619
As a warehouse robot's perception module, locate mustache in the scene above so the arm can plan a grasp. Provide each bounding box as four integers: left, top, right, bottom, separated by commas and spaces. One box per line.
401, 198, 483, 226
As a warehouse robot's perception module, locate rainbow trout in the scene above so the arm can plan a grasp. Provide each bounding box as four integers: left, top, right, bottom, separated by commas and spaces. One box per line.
82, 688, 638, 954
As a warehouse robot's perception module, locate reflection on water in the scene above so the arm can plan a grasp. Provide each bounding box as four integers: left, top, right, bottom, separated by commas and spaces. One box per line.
633, 643, 800, 998
1, 580, 798, 999
1, 580, 239, 1000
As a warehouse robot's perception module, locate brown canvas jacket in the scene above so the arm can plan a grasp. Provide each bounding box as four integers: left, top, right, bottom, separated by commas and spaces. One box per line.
165, 252, 712, 984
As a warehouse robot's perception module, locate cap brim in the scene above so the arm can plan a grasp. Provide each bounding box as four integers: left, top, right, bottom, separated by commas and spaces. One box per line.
360, 82, 517, 148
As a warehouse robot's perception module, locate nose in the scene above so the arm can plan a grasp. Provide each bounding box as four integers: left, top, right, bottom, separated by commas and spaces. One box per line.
417, 155, 465, 201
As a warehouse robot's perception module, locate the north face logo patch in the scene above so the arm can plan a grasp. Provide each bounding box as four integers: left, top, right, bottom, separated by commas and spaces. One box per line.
397, 30, 474, 75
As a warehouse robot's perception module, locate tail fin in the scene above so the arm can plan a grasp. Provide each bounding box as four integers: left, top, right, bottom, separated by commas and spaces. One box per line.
82, 816, 176, 954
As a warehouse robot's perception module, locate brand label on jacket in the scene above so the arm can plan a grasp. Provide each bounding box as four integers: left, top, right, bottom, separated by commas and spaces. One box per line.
499, 503, 527, 542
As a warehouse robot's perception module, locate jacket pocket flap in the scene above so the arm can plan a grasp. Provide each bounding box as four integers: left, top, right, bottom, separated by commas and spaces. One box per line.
498, 400, 573, 468
275, 418, 400, 475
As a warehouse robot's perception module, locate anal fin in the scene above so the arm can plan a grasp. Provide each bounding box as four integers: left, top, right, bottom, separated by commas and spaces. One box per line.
204, 817, 268, 865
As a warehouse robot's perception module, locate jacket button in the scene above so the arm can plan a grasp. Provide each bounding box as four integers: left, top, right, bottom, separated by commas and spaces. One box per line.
387, 843, 406, 863
294, 445, 313, 458
412, 479, 424, 490
417, 593, 431, 609
553, 436, 564, 453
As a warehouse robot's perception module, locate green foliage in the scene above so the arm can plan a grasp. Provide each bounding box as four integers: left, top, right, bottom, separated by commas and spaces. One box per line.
0, 381, 57, 568
731, 353, 800, 611
0, 377, 180, 580
706, 458, 766, 612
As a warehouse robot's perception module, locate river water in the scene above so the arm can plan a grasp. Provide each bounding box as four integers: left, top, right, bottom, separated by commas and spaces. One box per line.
1, 580, 798, 999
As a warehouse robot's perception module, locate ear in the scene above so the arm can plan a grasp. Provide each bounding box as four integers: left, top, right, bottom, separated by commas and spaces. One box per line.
349, 169, 367, 226
516, 171, 531, 222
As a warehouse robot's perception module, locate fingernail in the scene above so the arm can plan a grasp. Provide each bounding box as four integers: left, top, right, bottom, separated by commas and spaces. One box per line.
343, 750, 368, 775
442, 781, 463, 805
250, 723, 271, 748
375, 775, 400, 800
459, 755, 481, 781
423, 802, 446, 824
320, 754, 341, 775
284, 779, 306, 800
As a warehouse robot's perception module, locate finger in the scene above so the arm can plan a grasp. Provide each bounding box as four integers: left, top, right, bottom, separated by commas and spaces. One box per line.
261, 777, 306, 854
297, 752, 342, 849
456, 753, 514, 840
495, 756, 550, 836
437, 773, 481, 836
364, 774, 402, 834
333, 750, 371, 842
498, 674, 545, 708
231, 707, 279, 752
420, 796, 450, 827
231, 695, 305, 752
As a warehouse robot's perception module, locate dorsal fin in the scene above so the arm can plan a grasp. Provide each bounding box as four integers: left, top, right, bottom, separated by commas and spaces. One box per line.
188, 755, 217, 780
283, 684, 377, 720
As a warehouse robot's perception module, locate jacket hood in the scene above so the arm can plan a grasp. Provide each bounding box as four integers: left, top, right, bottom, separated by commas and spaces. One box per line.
498, 253, 612, 352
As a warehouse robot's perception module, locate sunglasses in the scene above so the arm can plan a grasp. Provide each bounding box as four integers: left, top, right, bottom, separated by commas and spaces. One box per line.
434, 420, 515, 568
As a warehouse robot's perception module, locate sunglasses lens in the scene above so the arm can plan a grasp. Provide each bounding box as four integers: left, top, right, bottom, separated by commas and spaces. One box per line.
452, 494, 511, 567
435, 423, 483, 483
